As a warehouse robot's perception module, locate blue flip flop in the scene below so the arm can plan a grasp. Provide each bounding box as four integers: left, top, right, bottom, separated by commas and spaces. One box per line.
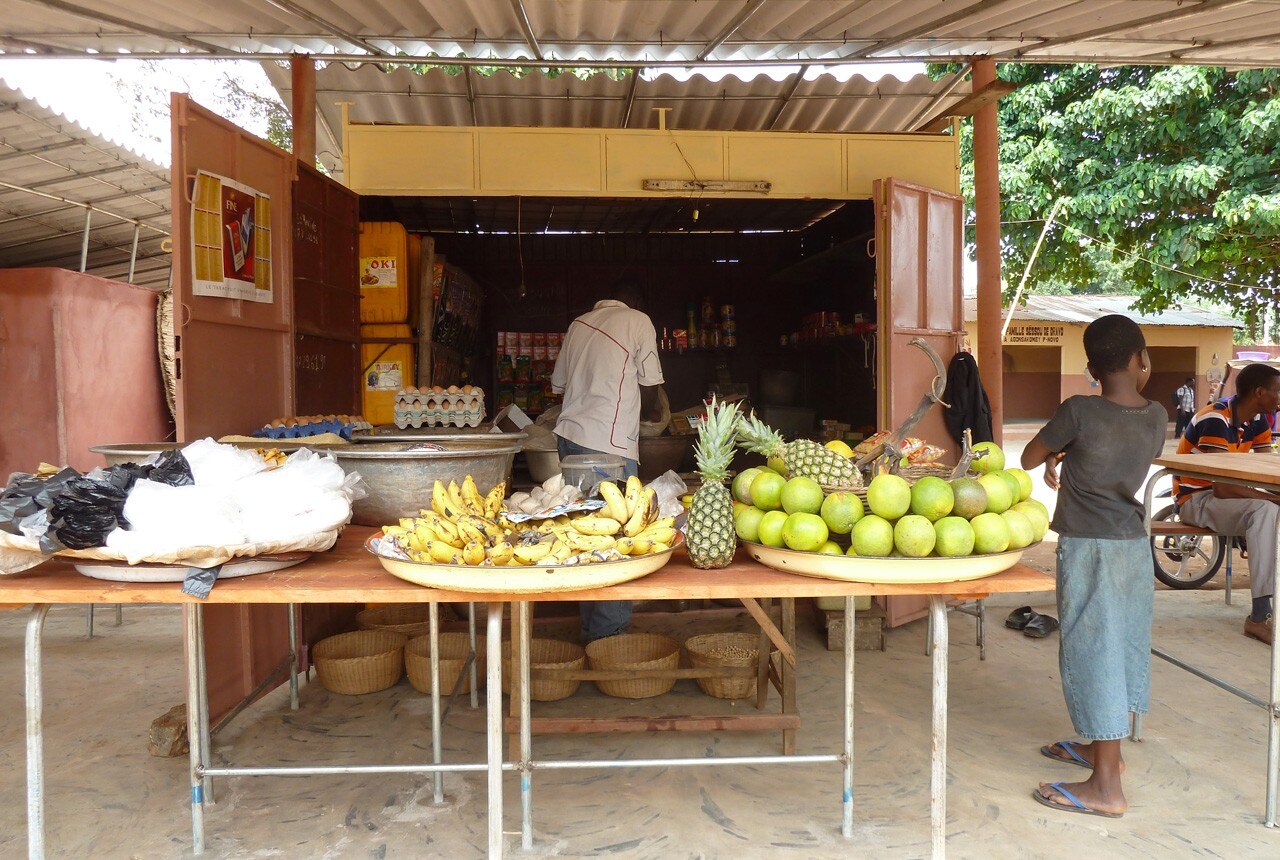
1033, 782, 1123, 819
1041, 740, 1092, 769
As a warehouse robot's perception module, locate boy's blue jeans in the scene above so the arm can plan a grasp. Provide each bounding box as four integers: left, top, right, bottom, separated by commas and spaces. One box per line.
1056, 536, 1153, 740
555, 435, 639, 642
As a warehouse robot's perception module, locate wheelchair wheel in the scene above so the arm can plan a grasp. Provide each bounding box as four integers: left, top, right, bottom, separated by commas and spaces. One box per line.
1150, 505, 1226, 589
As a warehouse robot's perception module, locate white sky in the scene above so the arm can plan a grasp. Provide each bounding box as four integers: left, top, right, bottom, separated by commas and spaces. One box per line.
0, 58, 281, 165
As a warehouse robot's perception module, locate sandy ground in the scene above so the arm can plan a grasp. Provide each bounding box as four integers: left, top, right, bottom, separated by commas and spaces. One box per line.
2, 587, 1279, 859
3, 427, 1275, 859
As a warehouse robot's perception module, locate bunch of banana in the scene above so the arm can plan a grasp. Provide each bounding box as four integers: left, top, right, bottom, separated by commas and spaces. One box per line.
381, 476, 514, 566
508, 477, 679, 561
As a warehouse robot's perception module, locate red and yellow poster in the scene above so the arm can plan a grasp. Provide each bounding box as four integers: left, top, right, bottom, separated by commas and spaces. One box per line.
190, 170, 273, 303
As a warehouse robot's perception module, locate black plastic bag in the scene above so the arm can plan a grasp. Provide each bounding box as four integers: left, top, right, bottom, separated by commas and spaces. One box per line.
146, 449, 195, 487
0, 468, 80, 542
47, 472, 133, 550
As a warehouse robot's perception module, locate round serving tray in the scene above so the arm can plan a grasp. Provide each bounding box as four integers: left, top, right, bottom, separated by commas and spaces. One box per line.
366, 532, 681, 593
742, 541, 1031, 585
73, 553, 311, 583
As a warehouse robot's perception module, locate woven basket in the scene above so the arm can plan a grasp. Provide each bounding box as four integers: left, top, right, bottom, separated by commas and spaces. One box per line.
585, 633, 681, 699
501, 638, 586, 702
356, 604, 434, 638
684, 632, 760, 700
405, 632, 485, 695
822, 483, 869, 504
313, 630, 407, 695
897, 463, 954, 481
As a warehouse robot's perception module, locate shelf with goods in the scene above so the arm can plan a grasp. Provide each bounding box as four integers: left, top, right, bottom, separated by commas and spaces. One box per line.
495, 331, 562, 418
428, 259, 486, 389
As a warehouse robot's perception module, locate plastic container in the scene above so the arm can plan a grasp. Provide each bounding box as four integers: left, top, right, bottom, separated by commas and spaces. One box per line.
362, 323, 415, 426
560, 454, 626, 495
359, 221, 410, 323
1237, 351, 1271, 361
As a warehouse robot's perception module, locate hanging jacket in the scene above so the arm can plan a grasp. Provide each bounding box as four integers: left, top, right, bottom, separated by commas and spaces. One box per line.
942, 352, 994, 445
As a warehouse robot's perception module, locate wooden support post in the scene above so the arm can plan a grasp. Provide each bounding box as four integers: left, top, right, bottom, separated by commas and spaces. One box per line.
739, 597, 797, 668
973, 58, 1004, 442
290, 54, 316, 165
781, 598, 797, 755
756, 597, 771, 711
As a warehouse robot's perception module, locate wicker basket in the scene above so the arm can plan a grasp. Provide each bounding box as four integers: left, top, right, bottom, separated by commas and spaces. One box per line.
897, 463, 954, 481
313, 630, 407, 695
501, 638, 586, 702
405, 632, 486, 695
356, 604, 434, 638
585, 633, 681, 699
684, 632, 761, 700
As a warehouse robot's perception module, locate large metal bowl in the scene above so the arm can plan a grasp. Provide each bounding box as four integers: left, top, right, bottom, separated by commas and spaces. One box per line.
330, 442, 521, 526
354, 427, 528, 446
90, 440, 341, 467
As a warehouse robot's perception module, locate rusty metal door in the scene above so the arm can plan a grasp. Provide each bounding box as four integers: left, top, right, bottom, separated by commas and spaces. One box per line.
170, 94, 296, 720
874, 178, 964, 628
293, 162, 359, 416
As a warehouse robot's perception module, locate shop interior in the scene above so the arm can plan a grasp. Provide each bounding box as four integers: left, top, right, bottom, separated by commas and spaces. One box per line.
360, 195, 881, 472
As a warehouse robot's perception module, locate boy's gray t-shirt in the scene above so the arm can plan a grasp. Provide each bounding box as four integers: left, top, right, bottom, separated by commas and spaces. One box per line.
1038, 395, 1167, 539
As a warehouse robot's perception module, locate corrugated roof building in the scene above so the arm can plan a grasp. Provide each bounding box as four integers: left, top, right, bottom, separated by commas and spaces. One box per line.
963, 295, 1241, 421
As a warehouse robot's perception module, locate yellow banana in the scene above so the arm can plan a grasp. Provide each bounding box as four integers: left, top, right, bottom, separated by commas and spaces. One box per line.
513, 540, 552, 564
614, 537, 636, 555
456, 519, 488, 546
431, 481, 451, 517
485, 483, 506, 518
382, 525, 409, 538
598, 481, 629, 523
487, 541, 514, 565
642, 491, 660, 529
650, 541, 671, 553
565, 531, 615, 552
408, 550, 431, 564
638, 526, 677, 546
549, 540, 573, 562
447, 480, 468, 514
462, 540, 487, 566
629, 536, 654, 556
461, 475, 485, 515
406, 533, 426, 553
641, 517, 675, 535
413, 524, 435, 548
623, 488, 656, 537
399, 517, 417, 531
572, 515, 622, 536
624, 477, 642, 519
426, 540, 462, 564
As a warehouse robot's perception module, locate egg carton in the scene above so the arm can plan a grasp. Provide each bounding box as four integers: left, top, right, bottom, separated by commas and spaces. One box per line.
254, 414, 372, 440
393, 407, 485, 429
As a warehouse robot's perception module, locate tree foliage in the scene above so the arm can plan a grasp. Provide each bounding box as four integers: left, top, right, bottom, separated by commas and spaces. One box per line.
940, 64, 1279, 322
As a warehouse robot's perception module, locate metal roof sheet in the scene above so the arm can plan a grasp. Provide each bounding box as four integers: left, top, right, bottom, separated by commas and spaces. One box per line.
0, 77, 170, 288
264, 63, 972, 177
3, 1, 1278, 68
964, 294, 1243, 328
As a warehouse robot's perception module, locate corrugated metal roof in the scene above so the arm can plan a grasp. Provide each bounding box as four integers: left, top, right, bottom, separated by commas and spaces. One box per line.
2, 1, 1277, 68
0, 77, 170, 288
964, 295, 1243, 328
264, 63, 972, 177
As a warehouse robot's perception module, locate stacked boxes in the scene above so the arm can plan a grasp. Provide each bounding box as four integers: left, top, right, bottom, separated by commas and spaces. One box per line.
394, 385, 486, 429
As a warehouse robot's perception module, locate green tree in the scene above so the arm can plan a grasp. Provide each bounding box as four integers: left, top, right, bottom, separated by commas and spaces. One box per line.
940, 64, 1279, 319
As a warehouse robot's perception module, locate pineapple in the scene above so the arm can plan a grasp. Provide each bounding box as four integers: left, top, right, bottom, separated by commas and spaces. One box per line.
736, 412, 864, 489
687, 397, 742, 569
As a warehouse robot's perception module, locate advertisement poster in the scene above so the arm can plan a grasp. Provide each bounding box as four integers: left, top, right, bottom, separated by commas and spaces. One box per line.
191, 170, 273, 303
359, 256, 398, 287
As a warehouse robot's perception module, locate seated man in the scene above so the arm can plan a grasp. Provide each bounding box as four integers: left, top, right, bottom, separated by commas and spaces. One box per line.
1176, 363, 1280, 645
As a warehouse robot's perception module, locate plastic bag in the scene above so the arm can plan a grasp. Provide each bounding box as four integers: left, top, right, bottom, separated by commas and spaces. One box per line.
646, 470, 688, 520
47, 471, 134, 549
181, 438, 269, 486
147, 449, 195, 487
639, 386, 672, 437
0, 468, 79, 549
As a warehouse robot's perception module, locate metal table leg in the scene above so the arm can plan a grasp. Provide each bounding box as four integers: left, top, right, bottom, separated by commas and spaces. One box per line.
183, 605, 207, 854
518, 601, 533, 851
485, 603, 505, 859
1268, 567, 1280, 827
194, 604, 214, 805
468, 602, 479, 710
929, 596, 949, 859
429, 602, 444, 804
977, 600, 986, 662
26, 604, 51, 860
841, 596, 855, 838
287, 603, 299, 712
85, 604, 94, 640
114, 604, 123, 626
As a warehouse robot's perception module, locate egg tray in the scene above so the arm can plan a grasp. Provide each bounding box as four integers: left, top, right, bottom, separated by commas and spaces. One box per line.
254, 416, 372, 440
393, 408, 485, 429
395, 389, 485, 411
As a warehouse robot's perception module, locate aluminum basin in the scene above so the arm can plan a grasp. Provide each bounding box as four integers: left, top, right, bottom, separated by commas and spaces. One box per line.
330, 442, 521, 526
90, 440, 341, 467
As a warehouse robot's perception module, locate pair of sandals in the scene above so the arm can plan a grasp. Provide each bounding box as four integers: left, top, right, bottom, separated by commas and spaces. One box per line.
1006, 606, 1060, 638
1033, 740, 1124, 818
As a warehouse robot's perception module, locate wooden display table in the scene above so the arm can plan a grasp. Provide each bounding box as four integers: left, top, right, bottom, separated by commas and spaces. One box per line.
2, 528, 1053, 859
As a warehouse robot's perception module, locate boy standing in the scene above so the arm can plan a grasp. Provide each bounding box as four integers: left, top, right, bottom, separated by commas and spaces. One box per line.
1022, 314, 1167, 817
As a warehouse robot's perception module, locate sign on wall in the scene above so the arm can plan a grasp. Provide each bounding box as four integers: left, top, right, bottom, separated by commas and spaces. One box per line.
1003, 323, 1065, 345
190, 170, 274, 303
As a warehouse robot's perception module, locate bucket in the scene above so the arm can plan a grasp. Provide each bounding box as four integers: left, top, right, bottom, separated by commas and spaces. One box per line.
359, 222, 410, 324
